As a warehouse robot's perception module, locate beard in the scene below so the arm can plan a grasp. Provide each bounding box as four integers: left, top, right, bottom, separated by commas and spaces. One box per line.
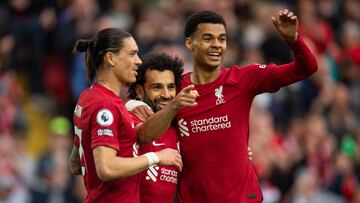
142, 92, 160, 112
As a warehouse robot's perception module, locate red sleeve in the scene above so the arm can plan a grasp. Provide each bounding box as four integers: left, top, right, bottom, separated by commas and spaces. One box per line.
228, 36, 318, 95
232, 37, 317, 95
228, 64, 279, 94
90, 104, 120, 151
269, 36, 318, 89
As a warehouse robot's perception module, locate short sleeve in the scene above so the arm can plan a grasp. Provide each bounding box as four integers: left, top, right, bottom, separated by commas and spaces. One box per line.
90, 103, 121, 151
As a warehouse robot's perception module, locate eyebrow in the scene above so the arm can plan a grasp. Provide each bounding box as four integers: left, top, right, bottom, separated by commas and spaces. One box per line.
129, 49, 138, 54
202, 33, 227, 38
151, 82, 175, 86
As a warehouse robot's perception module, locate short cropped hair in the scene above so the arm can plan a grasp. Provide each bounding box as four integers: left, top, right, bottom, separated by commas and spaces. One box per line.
184, 10, 226, 38
128, 53, 184, 99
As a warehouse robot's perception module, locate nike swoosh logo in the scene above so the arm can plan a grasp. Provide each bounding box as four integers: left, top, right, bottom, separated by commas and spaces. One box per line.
152, 141, 165, 146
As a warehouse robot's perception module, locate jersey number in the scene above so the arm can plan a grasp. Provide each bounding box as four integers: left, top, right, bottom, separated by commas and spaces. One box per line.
75, 126, 86, 175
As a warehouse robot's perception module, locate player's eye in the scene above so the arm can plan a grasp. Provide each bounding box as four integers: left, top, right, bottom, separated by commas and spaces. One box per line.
168, 85, 176, 91
152, 85, 161, 90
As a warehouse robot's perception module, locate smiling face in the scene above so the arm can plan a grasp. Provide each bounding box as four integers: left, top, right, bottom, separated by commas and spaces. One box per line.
112, 37, 142, 84
136, 69, 176, 112
186, 23, 227, 71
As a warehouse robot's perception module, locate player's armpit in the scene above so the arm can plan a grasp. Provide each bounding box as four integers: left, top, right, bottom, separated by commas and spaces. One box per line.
69, 145, 82, 175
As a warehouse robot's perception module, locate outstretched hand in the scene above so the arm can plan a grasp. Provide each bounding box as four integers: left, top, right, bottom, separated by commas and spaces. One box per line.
271, 9, 298, 42
171, 85, 199, 110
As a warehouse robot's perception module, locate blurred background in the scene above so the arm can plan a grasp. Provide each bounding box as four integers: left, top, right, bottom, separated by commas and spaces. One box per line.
0, 0, 359, 202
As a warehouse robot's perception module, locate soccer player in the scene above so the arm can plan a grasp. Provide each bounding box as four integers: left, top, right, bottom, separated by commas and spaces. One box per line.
126, 52, 254, 203
69, 28, 197, 203
127, 52, 184, 203
172, 9, 318, 202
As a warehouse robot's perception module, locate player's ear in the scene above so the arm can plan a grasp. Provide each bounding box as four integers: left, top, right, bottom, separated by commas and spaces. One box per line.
135, 85, 145, 100
104, 52, 115, 67
185, 37, 192, 51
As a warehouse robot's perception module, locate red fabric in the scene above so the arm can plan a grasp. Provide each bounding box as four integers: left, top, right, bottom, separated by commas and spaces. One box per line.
73, 83, 140, 203
349, 46, 360, 67
138, 126, 178, 203
175, 36, 317, 203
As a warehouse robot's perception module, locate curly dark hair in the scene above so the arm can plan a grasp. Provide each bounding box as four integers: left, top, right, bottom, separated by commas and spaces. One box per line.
128, 52, 184, 99
184, 10, 226, 38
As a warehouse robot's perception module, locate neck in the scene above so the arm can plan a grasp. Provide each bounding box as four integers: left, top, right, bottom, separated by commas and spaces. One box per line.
191, 65, 221, 84
96, 69, 122, 96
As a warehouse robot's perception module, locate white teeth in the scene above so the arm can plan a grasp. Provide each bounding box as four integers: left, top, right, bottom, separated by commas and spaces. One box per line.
208, 53, 220, 56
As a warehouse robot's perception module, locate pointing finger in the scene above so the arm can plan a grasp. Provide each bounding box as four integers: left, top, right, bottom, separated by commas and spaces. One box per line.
181, 85, 195, 93
191, 90, 199, 97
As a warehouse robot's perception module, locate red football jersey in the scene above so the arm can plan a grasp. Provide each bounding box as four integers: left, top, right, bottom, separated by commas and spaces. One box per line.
175, 37, 317, 203
138, 126, 179, 203
73, 83, 140, 203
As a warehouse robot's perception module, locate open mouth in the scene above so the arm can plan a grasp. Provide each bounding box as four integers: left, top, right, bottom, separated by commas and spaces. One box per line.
207, 52, 221, 61
157, 101, 170, 106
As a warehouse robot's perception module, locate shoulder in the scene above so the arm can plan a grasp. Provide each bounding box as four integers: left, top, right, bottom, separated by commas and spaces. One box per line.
84, 96, 121, 122
178, 72, 192, 90
227, 63, 269, 71
220, 64, 272, 86
226, 64, 273, 76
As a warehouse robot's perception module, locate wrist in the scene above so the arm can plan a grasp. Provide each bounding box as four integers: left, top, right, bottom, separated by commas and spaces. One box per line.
144, 152, 160, 167
125, 100, 151, 111
286, 32, 298, 43
168, 100, 181, 112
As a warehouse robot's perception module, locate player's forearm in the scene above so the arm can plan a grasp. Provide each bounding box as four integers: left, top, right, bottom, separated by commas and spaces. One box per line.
69, 146, 82, 175
137, 103, 178, 145
94, 146, 149, 181
97, 156, 149, 181
272, 36, 318, 87
288, 36, 318, 76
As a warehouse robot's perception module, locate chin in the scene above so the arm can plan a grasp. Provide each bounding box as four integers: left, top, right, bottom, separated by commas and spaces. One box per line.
129, 78, 136, 83
206, 63, 221, 69
129, 76, 137, 82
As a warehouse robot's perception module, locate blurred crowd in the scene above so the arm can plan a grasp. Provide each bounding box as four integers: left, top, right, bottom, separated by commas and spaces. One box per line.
0, 0, 359, 202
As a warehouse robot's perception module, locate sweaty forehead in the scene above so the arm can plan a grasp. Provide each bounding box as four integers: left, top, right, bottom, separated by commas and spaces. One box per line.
195, 23, 226, 37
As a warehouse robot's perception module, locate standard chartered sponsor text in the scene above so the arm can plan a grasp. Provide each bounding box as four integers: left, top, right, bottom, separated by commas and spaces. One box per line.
190, 115, 231, 133
160, 168, 177, 184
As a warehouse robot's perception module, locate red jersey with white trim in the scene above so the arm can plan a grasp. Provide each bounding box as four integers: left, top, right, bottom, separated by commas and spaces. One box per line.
138, 126, 178, 203
175, 37, 317, 203
73, 83, 140, 203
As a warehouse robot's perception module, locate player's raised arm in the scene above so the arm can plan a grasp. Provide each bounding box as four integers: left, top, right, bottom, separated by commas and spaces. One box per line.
271, 9, 298, 42
267, 9, 318, 89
